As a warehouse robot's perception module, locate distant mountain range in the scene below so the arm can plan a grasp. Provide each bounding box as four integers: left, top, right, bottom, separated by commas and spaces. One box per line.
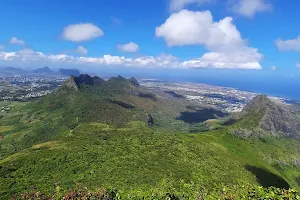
32, 66, 54, 74
2, 67, 26, 73
0, 66, 80, 76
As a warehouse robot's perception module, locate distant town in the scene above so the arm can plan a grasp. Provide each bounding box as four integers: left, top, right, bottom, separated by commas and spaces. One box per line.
0, 68, 299, 113
0, 72, 66, 101
140, 79, 300, 113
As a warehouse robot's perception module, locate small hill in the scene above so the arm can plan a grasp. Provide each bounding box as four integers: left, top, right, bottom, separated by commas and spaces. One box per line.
128, 77, 140, 86
232, 95, 300, 137
32, 66, 54, 74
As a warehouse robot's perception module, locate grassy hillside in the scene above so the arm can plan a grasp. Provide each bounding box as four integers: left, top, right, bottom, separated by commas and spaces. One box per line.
1, 119, 300, 198
1, 76, 300, 199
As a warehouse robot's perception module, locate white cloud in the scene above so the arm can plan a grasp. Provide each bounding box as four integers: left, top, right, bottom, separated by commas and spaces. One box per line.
117, 42, 139, 53
232, 0, 272, 18
0, 45, 4, 50
182, 48, 262, 70
271, 66, 277, 71
0, 50, 261, 70
0, 52, 18, 61
9, 37, 25, 45
275, 36, 300, 52
296, 63, 300, 69
76, 46, 88, 55
156, 9, 262, 69
62, 23, 104, 42
18, 49, 45, 61
156, 10, 244, 50
169, 0, 211, 12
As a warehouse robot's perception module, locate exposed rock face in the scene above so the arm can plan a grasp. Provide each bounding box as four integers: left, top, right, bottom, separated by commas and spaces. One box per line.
62, 76, 79, 91
128, 77, 139, 86
74, 74, 95, 85
62, 74, 105, 90
239, 95, 300, 137
75, 74, 105, 86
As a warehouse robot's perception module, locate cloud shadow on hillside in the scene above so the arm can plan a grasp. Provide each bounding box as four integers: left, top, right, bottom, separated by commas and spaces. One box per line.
176, 108, 228, 124
245, 165, 290, 189
106, 99, 135, 109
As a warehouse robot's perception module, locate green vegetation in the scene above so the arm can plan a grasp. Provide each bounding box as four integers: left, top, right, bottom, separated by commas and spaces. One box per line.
9, 185, 300, 199
1, 76, 300, 199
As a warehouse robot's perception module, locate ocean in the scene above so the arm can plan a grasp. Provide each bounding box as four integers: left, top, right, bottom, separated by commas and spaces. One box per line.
168, 77, 300, 101
143, 73, 300, 101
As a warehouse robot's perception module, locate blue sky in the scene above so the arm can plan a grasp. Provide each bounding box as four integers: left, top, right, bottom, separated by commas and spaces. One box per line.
0, 0, 300, 81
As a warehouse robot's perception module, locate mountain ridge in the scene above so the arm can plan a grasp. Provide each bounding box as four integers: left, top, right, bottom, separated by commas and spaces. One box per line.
62, 74, 139, 91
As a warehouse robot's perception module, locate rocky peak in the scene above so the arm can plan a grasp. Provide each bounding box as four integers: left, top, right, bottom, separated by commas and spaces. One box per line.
62, 76, 79, 91
242, 95, 272, 113
74, 74, 95, 85
73, 74, 105, 86
128, 77, 139, 86
238, 94, 300, 137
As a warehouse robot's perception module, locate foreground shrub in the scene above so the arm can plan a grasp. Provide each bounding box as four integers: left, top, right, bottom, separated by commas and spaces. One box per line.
10, 184, 300, 200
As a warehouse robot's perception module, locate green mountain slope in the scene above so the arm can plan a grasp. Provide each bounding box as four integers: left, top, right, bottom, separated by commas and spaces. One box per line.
0, 74, 196, 159
1, 76, 300, 199
231, 95, 300, 138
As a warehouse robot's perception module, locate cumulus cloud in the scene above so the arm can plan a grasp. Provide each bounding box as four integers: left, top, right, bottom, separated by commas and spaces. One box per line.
9, 37, 25, 45
169, 0, 211, 12
271, 66, 277, 71
62, 23, 104, 42
0, 49, 45, 62
156, 10, 244, 49
0, 52, 18, 61
117, 42, 139, 53
156, 9, 262, 70
0, 50, 261, 70
275, 36, 300, 52
296, 63, 300, 69
18, 49, 45, 61
76, 46, 88, 55
182, 48, 262, 69
232, 0, 272, 18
